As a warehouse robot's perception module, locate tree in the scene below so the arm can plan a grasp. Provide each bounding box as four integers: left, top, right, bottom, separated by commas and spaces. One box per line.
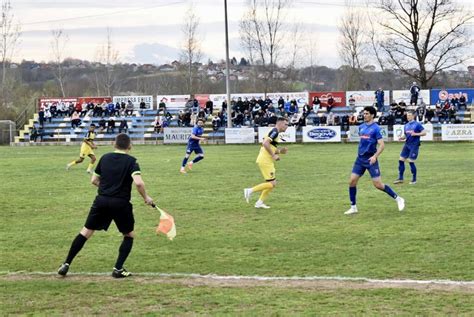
96, 28, 120, 96
50, 29, 69, 97
180, 2, 202, 94
338, 2, 367, 89
377, 0, 473, 88
239, 0, 292, 93
0, 0, 21, 107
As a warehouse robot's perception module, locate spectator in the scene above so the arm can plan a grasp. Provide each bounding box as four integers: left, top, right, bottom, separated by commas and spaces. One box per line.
327, 95, 335, 113
139, 98, 147, 115
44, 107, 52, 124
119, 118, 129, 134
327, 112, 336, 126
205, 98, 214, 115
114, 102, 121, 116
425, 106, 435, 123
221, 99, 227, 112
458, 95, 467, 110
416, 103, 426, 122
58, 102, 67, 117
38, 106, 45, 127
68, 102, 75, 117
126, 100, 134, 116
93, 103, 102, 117
312, 96, 321, 113
243, 110, 253, 126
212, 114, 221, 131
348, 95, 356, 110
409, 82, 421, 106
349, 113, 357, 125
107, 117, 116, 134
251, 103, 261, 117
75, 103, 83, 117
277, 96, 285, 112
107, 102, 115, 117
71, 110, 81, 129
374, 88, 385, 112
153, 115, 162, 133
289, 100, 298, 115
86, 102, 95, 117
158, 99, 167, 113
98, 118, 106, 132
30, 125, 43, 142
50, 103, 58, 118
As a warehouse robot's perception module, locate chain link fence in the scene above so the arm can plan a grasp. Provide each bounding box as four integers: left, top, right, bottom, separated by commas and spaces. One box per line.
0, 120, 16, 145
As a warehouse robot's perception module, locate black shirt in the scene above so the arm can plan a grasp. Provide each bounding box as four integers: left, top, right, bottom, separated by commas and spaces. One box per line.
94, 152, 141, 200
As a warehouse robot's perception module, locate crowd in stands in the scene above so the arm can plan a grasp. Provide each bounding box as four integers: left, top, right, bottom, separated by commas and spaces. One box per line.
29, 87, 470, 142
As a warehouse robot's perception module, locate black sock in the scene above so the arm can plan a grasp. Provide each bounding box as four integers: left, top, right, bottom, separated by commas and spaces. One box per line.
65, 234, 88, 264
114, 236, 134, 270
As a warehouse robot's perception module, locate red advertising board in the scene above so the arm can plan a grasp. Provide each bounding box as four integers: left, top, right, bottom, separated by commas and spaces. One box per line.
195, 94, 210, 108
38, 97, 112, 110
308, 91, 346, 107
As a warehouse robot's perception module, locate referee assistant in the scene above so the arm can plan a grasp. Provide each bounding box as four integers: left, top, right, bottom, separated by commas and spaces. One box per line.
58, 133, 154, 278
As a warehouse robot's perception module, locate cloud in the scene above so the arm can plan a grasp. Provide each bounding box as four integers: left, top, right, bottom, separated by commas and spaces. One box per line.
127, 42, 181, 64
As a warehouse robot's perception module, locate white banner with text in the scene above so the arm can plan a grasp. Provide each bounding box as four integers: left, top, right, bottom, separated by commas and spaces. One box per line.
225, 128, 255, 144
163, 127, 193, 144
258, 126, 296, 143
302, 126, 341, 142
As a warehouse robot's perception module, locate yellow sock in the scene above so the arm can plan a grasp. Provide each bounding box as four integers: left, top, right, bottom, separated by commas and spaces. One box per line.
251, 182, 273, 193
69, 161, 77, 166
259, 188, 273, 202
87, 163, 94, 171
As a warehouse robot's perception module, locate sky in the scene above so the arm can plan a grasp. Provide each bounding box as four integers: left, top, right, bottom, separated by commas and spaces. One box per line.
10, 0, 474, 69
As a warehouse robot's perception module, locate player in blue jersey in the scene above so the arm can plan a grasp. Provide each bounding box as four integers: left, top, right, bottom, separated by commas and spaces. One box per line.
394, 110, 426, 185
180, 118, 206, 174
345, 106, 405, 215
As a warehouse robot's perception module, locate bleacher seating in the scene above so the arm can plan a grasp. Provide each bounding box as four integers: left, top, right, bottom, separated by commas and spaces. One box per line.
13, 104, 473, 145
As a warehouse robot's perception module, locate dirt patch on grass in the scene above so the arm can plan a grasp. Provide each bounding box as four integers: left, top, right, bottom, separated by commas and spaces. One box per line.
1, 273, 473, 293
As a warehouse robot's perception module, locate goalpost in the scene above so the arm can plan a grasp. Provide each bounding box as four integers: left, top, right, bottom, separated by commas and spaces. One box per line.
0, 120, 16, 145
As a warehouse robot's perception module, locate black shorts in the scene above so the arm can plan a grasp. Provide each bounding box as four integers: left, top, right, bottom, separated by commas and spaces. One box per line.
84, 195, 134, 234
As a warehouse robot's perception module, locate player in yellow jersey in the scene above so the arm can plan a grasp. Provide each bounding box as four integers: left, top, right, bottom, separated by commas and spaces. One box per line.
66, 124, 97, 174
244, 117, 289, 209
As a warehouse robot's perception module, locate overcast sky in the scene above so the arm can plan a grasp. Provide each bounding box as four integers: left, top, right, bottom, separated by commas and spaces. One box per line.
11, 0, 474, 68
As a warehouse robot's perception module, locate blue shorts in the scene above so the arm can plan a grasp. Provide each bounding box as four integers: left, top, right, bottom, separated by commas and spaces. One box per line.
400, 144, 420, 160
186, 144, 203, 155
351, 155, 381, 178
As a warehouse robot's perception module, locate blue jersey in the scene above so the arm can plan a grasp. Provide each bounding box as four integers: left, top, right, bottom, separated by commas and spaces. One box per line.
358, 123, 382, 156
188, 125, 204, 147
404, 120, 424, 146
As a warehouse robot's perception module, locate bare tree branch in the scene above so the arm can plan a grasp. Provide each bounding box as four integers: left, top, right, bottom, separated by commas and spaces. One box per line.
50, 29, 69, 97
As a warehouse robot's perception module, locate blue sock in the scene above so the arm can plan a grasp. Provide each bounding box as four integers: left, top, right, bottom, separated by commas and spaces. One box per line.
409, 162, 417, 182
398, 160, 405, 180
192, 156, 204, 164
349, 186, 357, 206
383, 185, 398, 199
181, 157, 189, 167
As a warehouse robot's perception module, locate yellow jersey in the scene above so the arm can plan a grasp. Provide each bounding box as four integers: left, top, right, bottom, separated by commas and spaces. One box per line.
256, 128, 280, 164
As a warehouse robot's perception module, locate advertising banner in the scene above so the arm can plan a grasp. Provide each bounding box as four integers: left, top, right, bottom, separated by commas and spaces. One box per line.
430, 89, 474, 105
308, 91, 346, 107
346, 90, 390, 107
163, 127, 193, 144
157, 95, 190, 109
348, 125, 388, 142
393, 124, 434, 141
195, 94, 210, 108
392, 90, 430, 106
441, 124, 474, 141
225, 128, 255, 144
258, 126, 296, 143
113, 95, 153, 109
302, 126, 341, 142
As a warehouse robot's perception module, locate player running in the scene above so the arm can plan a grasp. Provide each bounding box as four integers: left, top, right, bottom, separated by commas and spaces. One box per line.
244, 117, 289, 209
394, 110, 426, 185
180, 118, 206, 174
345, 106, 405, 215
66, 123, 97, 174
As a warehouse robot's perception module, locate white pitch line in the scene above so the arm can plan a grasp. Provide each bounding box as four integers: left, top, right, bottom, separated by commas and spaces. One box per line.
1, 271, 473, 286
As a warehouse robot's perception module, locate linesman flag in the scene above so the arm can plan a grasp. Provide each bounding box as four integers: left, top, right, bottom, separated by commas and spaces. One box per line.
152, 204, 176, 240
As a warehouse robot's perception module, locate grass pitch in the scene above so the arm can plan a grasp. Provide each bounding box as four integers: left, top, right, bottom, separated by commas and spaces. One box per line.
0, 142, 473, 315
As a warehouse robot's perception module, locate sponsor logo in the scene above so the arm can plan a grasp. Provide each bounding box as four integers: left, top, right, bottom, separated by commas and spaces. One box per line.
307, 128, 337, 140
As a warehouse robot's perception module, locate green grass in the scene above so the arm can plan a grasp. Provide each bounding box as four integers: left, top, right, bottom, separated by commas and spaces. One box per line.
0, 142, 473, 315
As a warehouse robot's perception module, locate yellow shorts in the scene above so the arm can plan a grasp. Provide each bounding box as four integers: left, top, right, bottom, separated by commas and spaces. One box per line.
80, 143, 95, 158
258, 162, 276, 181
